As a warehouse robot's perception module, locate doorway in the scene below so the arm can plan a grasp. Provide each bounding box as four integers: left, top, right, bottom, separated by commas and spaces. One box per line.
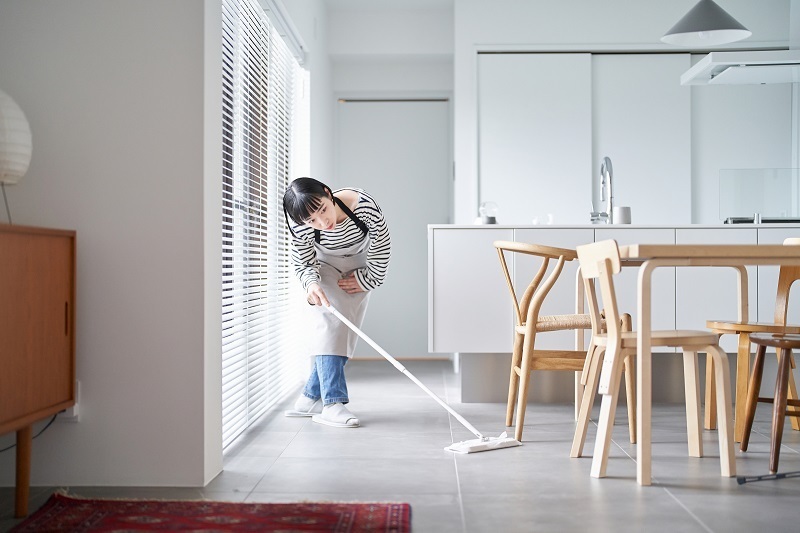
334, 98, 451, 359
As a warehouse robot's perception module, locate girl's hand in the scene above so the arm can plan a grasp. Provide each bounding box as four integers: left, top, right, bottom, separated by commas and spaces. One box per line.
338, 273, 364, 294
306, 283, 330, 307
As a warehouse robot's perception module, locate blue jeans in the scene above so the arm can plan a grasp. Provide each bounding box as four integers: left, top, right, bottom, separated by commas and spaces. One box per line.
303, 355, 349, 405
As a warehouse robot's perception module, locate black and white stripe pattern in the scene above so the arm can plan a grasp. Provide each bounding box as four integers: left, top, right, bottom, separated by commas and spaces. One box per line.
290, 188, 391, 291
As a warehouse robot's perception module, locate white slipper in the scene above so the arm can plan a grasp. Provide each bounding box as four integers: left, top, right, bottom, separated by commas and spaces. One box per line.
312, 403, 359, 428
284, 395, 323, 417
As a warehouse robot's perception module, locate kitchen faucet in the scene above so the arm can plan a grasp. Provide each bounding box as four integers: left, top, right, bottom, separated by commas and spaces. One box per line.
590, 156, 614, 224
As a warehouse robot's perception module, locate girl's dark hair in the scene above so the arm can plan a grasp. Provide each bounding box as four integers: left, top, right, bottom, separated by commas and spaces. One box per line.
283, 177, 333, 233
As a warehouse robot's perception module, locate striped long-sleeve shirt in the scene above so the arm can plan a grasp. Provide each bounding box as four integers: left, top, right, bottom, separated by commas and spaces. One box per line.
290, 188, 391, 292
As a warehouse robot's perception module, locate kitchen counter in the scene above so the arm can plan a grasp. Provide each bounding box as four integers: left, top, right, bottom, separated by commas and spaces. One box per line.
431, 223, 800, 229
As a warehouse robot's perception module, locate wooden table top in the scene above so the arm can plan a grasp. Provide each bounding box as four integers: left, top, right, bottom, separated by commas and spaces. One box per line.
619, 243, 800, 260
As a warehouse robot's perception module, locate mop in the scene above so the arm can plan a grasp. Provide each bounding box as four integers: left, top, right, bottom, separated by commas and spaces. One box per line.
326, 305, 521, 454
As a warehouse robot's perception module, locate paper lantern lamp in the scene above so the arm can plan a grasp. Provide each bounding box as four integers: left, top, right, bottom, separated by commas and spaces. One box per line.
0, 89, 33, 184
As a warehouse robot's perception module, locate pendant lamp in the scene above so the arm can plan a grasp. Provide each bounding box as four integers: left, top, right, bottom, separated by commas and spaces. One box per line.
0, 89, 33, 185
661, 0, 751, 47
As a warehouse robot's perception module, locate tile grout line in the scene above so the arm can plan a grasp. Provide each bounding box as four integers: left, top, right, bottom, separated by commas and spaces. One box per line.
664, 487, 715, 533
239, 411, 306, 503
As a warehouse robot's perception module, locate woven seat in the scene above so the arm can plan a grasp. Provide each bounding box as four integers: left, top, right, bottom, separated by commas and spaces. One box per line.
530, 313, 594, 333
494, 240, 633, 443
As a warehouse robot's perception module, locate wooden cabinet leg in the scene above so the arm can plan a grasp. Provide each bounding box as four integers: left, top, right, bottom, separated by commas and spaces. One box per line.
15, 425, 32, 518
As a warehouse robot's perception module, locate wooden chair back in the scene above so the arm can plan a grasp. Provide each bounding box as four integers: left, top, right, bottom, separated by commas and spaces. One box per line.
774, 237, 800, 325
494, 241, 577, 328
576, 239, 623, 343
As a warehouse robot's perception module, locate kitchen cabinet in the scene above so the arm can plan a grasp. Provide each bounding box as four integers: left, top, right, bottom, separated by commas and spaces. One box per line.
592, 54, 692, 225
477, 53, 592, 225
477, 53, 691, 226
428, 226, 512, 352
0, 224, 76, 517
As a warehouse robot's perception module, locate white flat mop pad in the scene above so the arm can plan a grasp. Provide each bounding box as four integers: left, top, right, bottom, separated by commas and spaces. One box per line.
445, 431, 522, 454
325, 305, 522, 454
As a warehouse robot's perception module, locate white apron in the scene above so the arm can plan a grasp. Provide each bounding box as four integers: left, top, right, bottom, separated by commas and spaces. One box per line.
302, 222, 371, 358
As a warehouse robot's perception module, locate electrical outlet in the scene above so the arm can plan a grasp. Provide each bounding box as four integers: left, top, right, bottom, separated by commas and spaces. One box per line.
59, 380, 80, 422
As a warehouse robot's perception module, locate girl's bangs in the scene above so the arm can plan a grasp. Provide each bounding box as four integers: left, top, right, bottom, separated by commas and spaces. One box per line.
297, 195, 323, 222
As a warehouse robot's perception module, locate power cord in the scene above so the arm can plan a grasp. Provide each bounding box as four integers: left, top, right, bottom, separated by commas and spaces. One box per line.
0, 413, 59, 453
1, 181, 11, 224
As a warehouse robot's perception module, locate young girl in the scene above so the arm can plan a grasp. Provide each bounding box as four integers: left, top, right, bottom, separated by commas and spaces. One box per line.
282, 177, 391, 427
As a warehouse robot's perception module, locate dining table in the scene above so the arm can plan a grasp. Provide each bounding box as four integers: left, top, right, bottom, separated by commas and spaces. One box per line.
616, 243, 800, 486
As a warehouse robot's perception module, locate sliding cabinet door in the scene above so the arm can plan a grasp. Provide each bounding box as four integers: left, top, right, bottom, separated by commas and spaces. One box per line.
592, 53, 692, 225
478, 53, 592, 225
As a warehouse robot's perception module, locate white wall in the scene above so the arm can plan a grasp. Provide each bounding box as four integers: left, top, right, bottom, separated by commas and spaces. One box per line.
0, 0, 222, 487
691, 75, 793, 223
282, 0, 335, 180
328, 7, 453, 97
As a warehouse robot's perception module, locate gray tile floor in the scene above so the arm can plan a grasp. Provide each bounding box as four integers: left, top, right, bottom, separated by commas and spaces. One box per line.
2, 360, 800, 532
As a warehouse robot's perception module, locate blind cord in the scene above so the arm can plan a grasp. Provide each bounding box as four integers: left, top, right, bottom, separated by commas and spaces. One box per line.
1, 182, 12, 224
0, 414, 58, 454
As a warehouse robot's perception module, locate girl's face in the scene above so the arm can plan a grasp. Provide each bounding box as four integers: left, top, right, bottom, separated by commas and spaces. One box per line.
302, 195, 337, 231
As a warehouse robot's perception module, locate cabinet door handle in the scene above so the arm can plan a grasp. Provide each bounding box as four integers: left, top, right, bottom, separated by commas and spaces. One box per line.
65, 302, 69, 336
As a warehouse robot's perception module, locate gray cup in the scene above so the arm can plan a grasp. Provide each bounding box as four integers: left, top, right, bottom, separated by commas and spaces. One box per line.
613, 206, 631, 224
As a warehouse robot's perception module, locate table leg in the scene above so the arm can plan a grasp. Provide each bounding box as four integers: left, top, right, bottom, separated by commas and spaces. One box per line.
15, 425, 32, 518
637, 261, 657, 486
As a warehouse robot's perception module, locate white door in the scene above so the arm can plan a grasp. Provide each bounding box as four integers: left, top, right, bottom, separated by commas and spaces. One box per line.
334, 99, 451, 359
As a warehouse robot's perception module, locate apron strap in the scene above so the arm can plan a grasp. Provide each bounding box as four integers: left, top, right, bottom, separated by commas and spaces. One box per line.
315, 196, 368, 243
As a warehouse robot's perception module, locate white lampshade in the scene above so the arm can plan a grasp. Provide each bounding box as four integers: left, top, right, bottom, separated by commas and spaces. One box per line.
661, 0, 751, 47
0, 89, 33, 184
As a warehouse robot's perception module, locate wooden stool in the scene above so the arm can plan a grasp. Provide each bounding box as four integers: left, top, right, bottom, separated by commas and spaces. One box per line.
740, 333, 800, 474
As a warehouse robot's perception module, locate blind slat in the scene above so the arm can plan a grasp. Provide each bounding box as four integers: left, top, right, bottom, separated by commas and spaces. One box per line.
221, 0, 306, 450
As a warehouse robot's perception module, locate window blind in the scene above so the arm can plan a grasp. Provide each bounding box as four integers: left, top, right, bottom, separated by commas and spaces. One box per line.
221, 0, 305, 449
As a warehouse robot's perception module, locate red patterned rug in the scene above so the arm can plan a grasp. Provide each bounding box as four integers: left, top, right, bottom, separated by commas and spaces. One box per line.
11, 493, 411, 532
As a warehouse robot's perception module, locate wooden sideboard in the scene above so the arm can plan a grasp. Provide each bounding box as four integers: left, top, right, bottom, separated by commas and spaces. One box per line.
0, 224, 76, 517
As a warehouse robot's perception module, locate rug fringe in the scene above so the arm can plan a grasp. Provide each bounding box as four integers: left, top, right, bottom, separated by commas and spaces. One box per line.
47, 490, 406, 506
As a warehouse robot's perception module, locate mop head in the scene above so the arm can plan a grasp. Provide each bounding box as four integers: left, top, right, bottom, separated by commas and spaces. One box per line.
444, 432, 521, 454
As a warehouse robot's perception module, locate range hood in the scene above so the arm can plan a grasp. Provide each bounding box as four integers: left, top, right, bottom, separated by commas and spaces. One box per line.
680, 50, 800, 85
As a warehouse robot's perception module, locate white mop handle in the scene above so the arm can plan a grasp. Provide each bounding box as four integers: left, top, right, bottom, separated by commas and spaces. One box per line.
326, 305, 484, 440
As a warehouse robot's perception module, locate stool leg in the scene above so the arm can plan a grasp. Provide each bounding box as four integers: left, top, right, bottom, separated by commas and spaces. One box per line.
770, 347, 792, 474
506, 333, 523, 427
704, 352, 717, 430
683, 351, 703, 458
571, 345, 602, 458
624, 353, 636, 444
709, 345, 735, 477
734, 333, 752, 443
740, 344, 766, 453
782, 351, 800, 431
514, 333, 536, 442
590, 346, 625, 479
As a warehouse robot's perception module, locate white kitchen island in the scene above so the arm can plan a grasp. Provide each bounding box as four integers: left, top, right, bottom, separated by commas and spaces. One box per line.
428, 224, 800, 403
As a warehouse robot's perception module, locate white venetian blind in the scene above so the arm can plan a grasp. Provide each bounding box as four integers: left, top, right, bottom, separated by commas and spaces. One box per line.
221, 0, 305, 449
